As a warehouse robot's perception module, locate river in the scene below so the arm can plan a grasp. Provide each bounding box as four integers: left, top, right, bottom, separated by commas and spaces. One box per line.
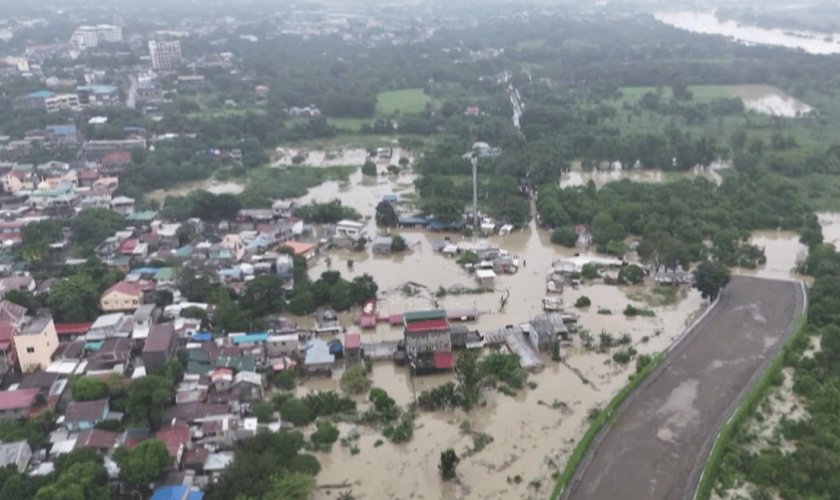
656, 11, 840, 55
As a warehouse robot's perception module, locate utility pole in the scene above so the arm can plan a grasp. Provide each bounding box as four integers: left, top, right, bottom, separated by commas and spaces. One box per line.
471, 155, 479, 228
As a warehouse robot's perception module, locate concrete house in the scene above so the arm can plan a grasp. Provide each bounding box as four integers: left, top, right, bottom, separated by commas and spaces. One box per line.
0, 441, 32, 471
266, 333, 300, 358
15, 315, 59, 372
402, 309, 452, 355
371, 236, 393, 255
132, 304, 160, 342
64, 399, 110, 431
142, 323, 178, 370
303, 338, 334, 375
0, 323, 17, 382
87, 313, 133, 341
314, 309, 341, 335
100, 281, 142, 312
271, 200, 295, 218
336, 220, 365, 237
109, 196, 135, 215
527, 313, 568, 351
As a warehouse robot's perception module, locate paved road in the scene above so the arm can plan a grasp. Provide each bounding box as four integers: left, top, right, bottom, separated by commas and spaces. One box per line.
563, 276, 803, 500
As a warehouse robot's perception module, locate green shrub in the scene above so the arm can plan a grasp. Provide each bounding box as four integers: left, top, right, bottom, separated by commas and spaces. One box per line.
624, 304, 655, 317
575, 296, 591, 308
311, 420, 340, 445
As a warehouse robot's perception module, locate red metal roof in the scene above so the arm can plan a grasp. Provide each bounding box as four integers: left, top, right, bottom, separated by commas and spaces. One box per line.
359, 316, 376, 328
55, 323, 92, 335
118, 238, 138, 254
0, 323, 14, 342
344, 333, 360, 349
404, 319, 449, 333
388, 314, 404, 325
0, 388, 39, 411
282, 241, 315, 255
102, 280, 141, 297
75, 429, 118, 450
143, 323, 175, 353
65, 399, 108, 423
434, 352, 453, 369
101, 151, 131, 165
155, 425, 190, 459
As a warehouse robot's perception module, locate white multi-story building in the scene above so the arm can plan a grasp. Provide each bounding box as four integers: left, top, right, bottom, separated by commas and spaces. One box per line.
44, 94, 81, 113
148, 40, 182, 70
70, 25, 123, 51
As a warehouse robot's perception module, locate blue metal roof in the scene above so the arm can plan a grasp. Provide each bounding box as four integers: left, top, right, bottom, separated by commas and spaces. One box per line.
150, 485, 187, 500
48, 125, 77, 135
191, 333, 212, 342
129, 267, 159, 275
231, 333, 268, 344
382, 194, 398, 202
398, 216, 429, 225
27, 90, 55, 98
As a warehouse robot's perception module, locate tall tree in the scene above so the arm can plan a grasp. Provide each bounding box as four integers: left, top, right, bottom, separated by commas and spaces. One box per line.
127, 376, 173, 431
47, 275, 100, 322
691, 261, 731, 301
455, 351, 483, 410
113, 439, 171, 487
375, 200, 398, 227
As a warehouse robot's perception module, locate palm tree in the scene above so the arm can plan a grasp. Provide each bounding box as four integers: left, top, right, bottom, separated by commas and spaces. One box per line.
337, 491, 355, 500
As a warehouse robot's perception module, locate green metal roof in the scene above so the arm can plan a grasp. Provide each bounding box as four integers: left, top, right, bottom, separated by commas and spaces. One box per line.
214, 356, 256, 372
187, 361, 211, 375
154, 267, 175, 281
186, 349, 209, 362
403, 309, 447, 323
126, 211, 158, 222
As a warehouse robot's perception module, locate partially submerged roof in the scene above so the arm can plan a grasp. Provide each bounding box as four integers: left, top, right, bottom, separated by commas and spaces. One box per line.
405, 319, 449, 333
403, 309, 447, 323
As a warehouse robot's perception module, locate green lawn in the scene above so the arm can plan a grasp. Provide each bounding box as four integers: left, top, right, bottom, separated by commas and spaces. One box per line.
375, 88, 430, 115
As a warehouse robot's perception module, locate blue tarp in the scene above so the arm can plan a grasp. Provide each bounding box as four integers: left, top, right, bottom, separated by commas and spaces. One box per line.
191, 333, 212, 342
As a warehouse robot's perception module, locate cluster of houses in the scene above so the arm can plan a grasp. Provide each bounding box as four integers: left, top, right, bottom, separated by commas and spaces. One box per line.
0, 284, 376, 498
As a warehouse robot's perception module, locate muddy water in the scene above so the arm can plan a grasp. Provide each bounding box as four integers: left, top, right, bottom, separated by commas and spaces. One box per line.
287, 159, 826, 499
656, 11, 840, 55
560, 163, 726, 188
734, 229, 808, 282
290, 165, 718, 498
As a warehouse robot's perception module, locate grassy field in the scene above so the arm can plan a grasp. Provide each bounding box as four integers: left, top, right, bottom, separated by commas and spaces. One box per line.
375, 88, 430, 115
516, 39, 546, 50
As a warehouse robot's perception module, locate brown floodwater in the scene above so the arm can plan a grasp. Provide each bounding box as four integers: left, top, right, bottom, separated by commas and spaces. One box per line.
283, 159, 827, 499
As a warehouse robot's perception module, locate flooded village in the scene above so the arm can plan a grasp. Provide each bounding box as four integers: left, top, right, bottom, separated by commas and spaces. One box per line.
244, 148, 821, 500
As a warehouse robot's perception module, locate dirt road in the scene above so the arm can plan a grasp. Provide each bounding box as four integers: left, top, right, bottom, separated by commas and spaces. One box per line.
562, 276, 805, 500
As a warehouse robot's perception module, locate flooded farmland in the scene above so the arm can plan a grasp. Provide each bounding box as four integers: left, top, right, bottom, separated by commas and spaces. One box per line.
288, 163, 816, 499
